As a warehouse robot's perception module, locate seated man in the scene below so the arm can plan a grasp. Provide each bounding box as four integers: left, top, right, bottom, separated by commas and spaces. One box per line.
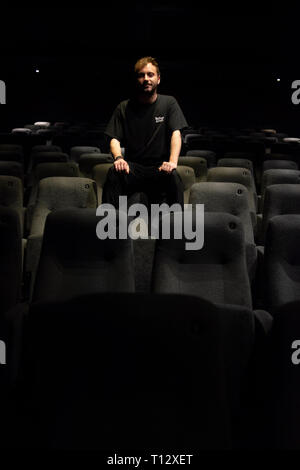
102, 56, 188, 209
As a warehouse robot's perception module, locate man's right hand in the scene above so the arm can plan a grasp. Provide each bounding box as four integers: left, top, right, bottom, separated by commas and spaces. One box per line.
114, 158, 129, 174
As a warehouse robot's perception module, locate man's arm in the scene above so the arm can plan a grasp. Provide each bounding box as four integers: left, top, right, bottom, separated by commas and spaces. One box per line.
159, 130, 182, 173
110, 138, 129, 174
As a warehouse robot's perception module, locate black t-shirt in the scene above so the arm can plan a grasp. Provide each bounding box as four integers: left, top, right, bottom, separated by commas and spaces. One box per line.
105, 94, 188, 165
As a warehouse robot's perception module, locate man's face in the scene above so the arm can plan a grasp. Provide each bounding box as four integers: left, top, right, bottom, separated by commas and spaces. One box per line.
136, 62, 160, 95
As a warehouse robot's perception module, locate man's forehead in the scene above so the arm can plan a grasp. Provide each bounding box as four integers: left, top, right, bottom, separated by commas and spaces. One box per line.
137, 63, 158, 74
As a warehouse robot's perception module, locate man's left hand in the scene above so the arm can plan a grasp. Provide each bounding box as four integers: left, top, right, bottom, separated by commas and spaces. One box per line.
158, 161, 177, 173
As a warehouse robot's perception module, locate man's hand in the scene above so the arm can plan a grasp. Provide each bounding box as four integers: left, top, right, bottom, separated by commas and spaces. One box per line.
158, 161, 177, 173
114, 158, 129, 174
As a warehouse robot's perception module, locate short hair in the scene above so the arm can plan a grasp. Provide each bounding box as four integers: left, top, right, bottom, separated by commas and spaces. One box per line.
134, 56, 160, 76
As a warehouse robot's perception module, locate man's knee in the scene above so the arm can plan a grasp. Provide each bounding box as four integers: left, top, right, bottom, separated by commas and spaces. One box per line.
106, 166, 126, 184
160, 169, 183, 187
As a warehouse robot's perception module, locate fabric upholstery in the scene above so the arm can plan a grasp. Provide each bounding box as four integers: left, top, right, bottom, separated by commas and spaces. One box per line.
32, 208, 135, 302
152, 211, 252, 308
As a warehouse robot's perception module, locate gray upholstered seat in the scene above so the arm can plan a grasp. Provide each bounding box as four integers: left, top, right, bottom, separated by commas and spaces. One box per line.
0, 151, 23, 164
174, 165, 196, 204
11, 128, 31, 135
0, 144, 23, 155
207, 166, 257, 227
217, 158, 254, 175
70, 146, 101, 162
27, 146, 63, 175
0, 161, 24, 183
260, 169, 300, 211
26, 162, 80, 231
264, 214, 300, 313
152, 211, 252, 308
0, 175, 24, 236
29, 151, 69, 170
259, 184, 300, 244
20, 292, 255, 450
92, 163, 114, 204
33, 161, 80, 181
0, 206, 22, 314
262, 159, 298, 172
32, 208, 135, 303
189, 182, 256, 279
29, 176, 97, 236
26, 177, 98, 300
185, 149, 216, 167
178, 156, 207, 182
30, 145, 62, 155
79, 153, 113, 178
266, 300, 300, 448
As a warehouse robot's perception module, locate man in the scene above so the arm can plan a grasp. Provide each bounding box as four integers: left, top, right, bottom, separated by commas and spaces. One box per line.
102, 56, 188, 208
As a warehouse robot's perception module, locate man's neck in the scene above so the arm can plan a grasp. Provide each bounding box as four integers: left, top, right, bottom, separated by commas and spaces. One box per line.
137, 92, 158, 105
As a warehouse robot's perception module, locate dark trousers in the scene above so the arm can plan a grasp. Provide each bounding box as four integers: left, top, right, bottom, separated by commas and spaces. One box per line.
102, 162, 184, 208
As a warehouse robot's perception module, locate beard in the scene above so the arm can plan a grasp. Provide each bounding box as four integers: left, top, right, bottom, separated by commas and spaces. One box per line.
138, 82, 157, 96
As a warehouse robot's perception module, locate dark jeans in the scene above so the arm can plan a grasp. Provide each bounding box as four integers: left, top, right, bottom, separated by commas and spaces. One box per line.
102, 161, 184, 209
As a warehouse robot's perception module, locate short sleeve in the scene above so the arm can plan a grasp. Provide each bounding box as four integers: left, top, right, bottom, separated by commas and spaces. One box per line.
167, 98, 188, 132
104, 103, 124, 142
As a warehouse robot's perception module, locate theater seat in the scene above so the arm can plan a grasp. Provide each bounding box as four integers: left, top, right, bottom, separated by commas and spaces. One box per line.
17, 292, 256, 450
262, 160, 298, 172
259, 184, 300, 244
189, 182, 256, 279
0, 161, 24, 183
264, 214, 300, 314
92, 163, 114, 204
178, 156, 207, 182
31, 145, 62, 154
28, 151, 69, 173
26, 177, 98, 300
0, 207, 22, 315
175, 165, 196, 203
259, 169, 300, 212
0, 151, 24, 164
152, 211, 252, 308
207, 166, 257, 228
186, 149, 216, 167
70, 146, 101, 162
266, 300, 300, 449
26, 162, 80, 232
217, 158, 254, 175
32, 208, 135, 303
0, 144, 23, 155
0, 206, 25, 450
0, 175, 25, 236
78, 153, 113, 178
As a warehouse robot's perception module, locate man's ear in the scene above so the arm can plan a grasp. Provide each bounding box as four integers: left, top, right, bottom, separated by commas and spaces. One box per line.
158, 75, 161, 85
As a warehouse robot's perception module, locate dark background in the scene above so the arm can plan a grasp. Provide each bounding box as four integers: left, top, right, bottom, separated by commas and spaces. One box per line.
0, 4, 298, 133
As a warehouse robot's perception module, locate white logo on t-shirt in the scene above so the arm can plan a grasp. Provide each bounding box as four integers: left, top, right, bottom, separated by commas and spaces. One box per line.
155, 116, 164, 123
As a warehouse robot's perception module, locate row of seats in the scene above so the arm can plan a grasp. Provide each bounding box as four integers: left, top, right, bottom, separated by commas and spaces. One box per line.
0, 156, 299, 302
1, 142, 299, 203
0, 138, 299, 171
2, 121, 300, 162
1, 122, 300, 449
1, 140, 299, 192
0, 204, 295, 448
0, 202, 298, 321
182, 126, 300, 154
0, 291, 270, 450
0, 154, 297, 231
1, 282, 300, 449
